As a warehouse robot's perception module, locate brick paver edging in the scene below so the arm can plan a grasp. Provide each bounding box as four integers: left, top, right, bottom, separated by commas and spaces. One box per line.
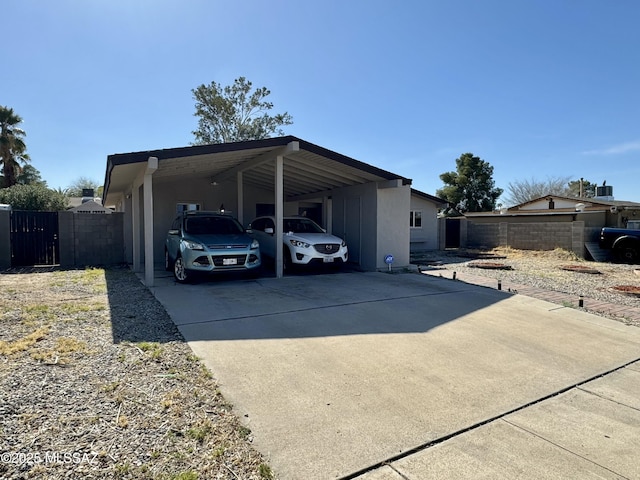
420, 269, 640, 325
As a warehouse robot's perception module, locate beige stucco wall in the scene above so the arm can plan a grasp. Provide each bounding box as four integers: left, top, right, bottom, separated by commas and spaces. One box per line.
119, 173, 410, 272
409, 195, 440, 251
377, 185, 410, 270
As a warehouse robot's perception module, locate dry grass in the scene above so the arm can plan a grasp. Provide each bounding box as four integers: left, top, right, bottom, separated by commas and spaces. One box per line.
0, 267, 274, 480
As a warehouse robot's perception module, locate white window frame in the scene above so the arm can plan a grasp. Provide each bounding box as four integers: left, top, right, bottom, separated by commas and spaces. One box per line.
410, 210, 422, 229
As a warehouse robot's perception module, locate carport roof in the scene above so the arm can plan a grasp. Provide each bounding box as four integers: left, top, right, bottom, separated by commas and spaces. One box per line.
103, 136, 411, 207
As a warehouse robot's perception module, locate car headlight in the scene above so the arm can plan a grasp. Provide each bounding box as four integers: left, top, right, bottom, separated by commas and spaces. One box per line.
250, 239, 259, 249
182, 239, 204, 250
289, 239, 310, 248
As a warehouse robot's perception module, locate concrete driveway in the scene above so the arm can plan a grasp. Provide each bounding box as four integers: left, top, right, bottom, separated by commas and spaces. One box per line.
147, 271, 640, 479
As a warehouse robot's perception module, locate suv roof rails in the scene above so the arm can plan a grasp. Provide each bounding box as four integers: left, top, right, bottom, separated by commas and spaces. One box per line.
181, 210, 232, 216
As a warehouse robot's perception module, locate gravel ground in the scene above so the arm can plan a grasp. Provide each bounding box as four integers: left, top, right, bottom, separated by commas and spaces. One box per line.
0, 267, 273, 480
412, 247, 640, 316
2, 252, 638, 480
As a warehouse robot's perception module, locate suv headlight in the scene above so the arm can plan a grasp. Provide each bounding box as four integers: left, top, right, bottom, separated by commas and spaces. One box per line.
289, 239, 310, 248
182, 239, 204, 250
250, 239, 259, 249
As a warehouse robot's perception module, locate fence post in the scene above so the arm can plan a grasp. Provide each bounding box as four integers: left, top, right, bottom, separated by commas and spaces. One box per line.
0, 211, 11, 269
58, 211, 75, 267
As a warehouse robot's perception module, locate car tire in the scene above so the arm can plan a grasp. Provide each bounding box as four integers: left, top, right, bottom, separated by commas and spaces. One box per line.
173, 255, 190, 283
283, 246, 292, 272
615, 241, 639, 264
164, 249, 173, 271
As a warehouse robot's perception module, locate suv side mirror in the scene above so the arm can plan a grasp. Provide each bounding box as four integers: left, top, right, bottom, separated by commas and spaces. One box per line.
264, 227, 274, 235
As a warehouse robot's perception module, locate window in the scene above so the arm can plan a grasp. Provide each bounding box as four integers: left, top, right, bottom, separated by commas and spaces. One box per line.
410, 210, 422, 228
176, 203, 200, 215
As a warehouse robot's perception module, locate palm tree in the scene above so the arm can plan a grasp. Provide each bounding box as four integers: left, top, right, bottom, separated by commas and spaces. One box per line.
0, 106, 30, 188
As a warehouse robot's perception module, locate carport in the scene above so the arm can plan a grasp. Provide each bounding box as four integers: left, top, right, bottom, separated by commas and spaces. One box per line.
103, 136, 412, 286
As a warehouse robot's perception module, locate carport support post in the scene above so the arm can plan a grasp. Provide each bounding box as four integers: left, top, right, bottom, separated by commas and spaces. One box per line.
237, 171, 244, 225
143, 157, 158, 286
275, 155, 284, 278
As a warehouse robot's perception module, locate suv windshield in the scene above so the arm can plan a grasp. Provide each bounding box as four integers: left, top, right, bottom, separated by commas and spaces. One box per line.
185, 216, 244, 235
283, 218, 324, 234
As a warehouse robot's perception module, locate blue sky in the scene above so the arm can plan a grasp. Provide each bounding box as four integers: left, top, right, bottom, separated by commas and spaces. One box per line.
4, 0, 639, 204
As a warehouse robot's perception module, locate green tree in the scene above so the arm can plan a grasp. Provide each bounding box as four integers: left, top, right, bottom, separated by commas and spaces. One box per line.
436, 153, 503, 215
0, 106, 30, 188
16, 164, 46, 186
192, 77, 293, 145
66, 176, 103, 197
567, 178, 596, 198
0, 184, 68, 211
504, 176, 571, 206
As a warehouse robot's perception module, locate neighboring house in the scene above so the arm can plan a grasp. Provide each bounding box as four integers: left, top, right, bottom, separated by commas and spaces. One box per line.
102, 136, 427, 285
68, 200, 112, 214
472, 193, 640, 228
67, 196, 103, 209
458, 189, 640, 257
409, 189, 447, 252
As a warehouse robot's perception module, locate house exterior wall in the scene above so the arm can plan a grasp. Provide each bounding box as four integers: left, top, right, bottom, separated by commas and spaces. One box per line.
122, 172, 409, 272
409, 195, 440, 251
150, 178, 325, 266
377, 185, 410, 270
516, 198, 580, 210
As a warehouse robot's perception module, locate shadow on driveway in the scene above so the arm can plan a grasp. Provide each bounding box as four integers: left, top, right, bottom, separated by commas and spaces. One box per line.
144, 270, 508, 342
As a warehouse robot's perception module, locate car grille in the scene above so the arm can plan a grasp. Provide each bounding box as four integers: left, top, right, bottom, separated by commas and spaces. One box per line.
212, 255, 247, 267
313, 243, 340, 254
208, 244, 248, 249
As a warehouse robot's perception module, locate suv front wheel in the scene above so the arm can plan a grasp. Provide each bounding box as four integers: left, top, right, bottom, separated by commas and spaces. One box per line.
173, 255, 191, 283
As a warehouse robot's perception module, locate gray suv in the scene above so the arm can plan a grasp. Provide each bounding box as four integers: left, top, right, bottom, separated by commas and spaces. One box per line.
165, 211, 261, 283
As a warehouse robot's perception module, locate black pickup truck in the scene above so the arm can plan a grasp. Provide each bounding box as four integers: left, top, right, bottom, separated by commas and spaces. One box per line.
599, 227, 640, 263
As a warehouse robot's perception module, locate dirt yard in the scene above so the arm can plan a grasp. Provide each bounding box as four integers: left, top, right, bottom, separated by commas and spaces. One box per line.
0, 267, 274, 480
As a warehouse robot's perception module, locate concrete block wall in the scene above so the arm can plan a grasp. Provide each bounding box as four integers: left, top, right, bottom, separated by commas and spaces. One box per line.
507, 223, 573, 251
60, 211, 126, 267
71, 212, 125, 266
466, 220, 587, 258
467, 223, 500, 248
571, 221, 585, 257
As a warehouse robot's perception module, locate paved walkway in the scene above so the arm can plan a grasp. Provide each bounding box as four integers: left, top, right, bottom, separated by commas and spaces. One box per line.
421, 268, 640, 324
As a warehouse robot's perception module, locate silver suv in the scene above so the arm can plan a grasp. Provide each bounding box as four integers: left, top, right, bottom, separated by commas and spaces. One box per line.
165, 211, 261, 283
